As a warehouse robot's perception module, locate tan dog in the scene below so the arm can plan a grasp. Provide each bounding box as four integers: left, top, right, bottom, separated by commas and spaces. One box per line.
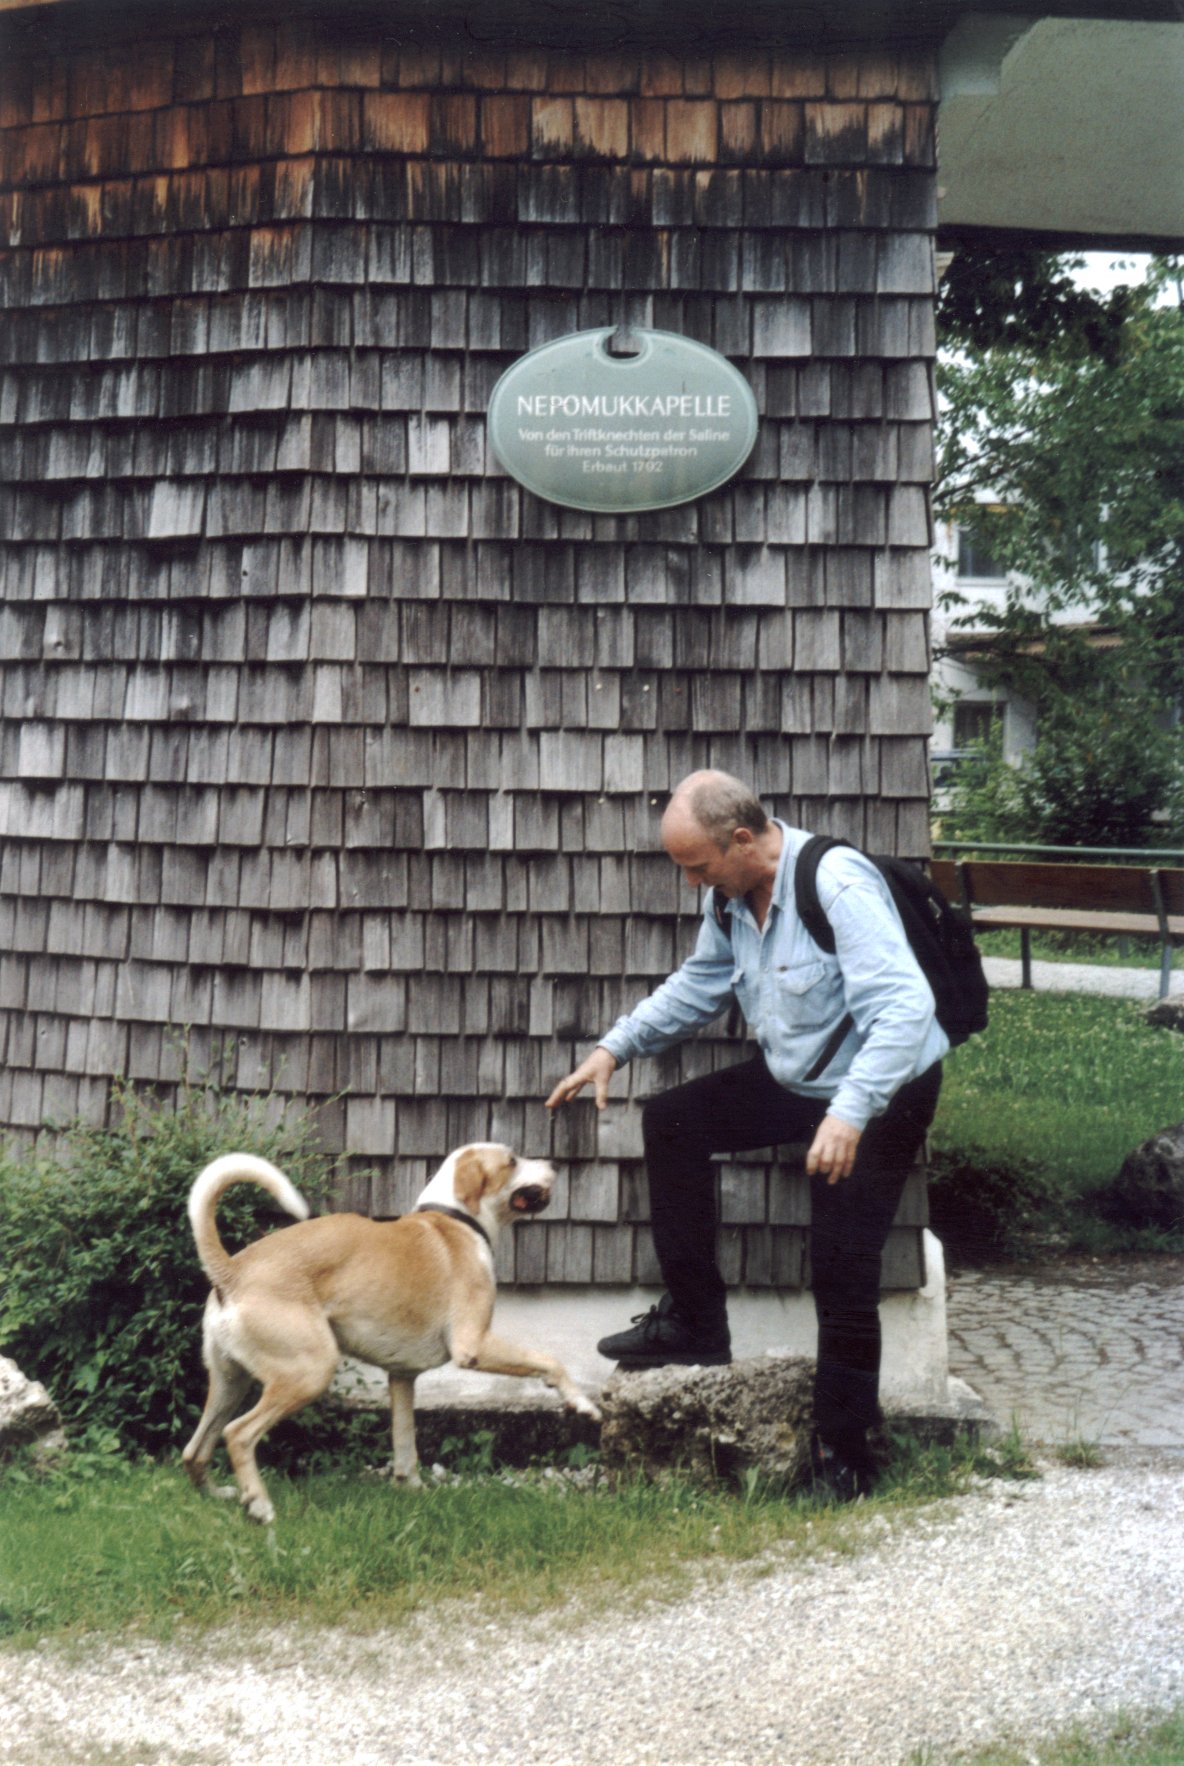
182, 1143, 600, 1523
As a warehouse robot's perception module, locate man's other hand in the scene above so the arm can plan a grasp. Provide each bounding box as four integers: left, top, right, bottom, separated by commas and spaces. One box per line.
805, 1113, 862, 1185
545, 1047, 618, 1111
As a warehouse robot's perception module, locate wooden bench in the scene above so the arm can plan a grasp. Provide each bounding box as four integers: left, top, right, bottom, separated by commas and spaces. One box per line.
930, 858, 1184, 999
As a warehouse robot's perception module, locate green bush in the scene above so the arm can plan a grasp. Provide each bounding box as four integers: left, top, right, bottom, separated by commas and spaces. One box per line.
925, 1146, 1064, 1262
1015, 693, 1184, 849
0, 1073, 339, 1459
939, 697, 1184, 851
937, 718, 1027, 846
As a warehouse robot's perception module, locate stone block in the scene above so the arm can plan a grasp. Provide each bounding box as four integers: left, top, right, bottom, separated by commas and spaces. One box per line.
0, 1356, 66, 1456
599, 1353, 816, 1487
1105, 1121, 1184, 1232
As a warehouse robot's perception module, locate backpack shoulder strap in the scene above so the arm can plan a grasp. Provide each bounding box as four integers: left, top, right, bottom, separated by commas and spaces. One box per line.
711, 884, 742, 1039
793, 835, 850, 954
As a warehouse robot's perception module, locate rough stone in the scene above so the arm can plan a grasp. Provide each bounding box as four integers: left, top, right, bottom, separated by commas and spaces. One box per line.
599, 1354, 816, 1487
1106, 1122, 1184, 1232
0, 1355, 66, 1455
1145, 999, 1184, 1033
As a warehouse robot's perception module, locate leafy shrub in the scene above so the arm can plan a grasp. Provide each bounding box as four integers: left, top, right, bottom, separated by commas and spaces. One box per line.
1014, 694, 1184, 849
925, 1146, 1064, 1261
937, 719, 1028, 847
0, 1073, 339, 1459
940, 687, 1184, 851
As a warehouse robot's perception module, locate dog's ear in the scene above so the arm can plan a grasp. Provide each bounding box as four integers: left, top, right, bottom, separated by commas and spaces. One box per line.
451, 1147, 490, 1211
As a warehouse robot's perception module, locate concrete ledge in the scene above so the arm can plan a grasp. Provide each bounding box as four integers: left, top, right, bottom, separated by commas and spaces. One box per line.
882, 1376, 1001, 1448
331, 1371, 998, 1470
328, 1225, 997, 1469
333, 1227, 954, 1416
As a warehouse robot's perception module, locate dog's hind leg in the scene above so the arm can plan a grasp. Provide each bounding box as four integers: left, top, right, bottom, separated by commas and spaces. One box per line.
182, 1349, 253, 1500
221, 1323, 340, 1525
388, 1375, 422, 1488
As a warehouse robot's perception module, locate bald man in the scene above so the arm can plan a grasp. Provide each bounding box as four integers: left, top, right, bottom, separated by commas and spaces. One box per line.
546, 772, 946, 1497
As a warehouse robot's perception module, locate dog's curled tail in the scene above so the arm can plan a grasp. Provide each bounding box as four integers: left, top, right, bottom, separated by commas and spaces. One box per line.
188, 1153, 310, 1291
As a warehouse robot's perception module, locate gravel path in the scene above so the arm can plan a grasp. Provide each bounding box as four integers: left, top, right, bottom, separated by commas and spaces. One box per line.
5, 1454, 1183, 1766
981, 954, 1183, 1001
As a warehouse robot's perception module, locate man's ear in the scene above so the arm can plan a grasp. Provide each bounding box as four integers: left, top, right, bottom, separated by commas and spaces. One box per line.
451, 1147, 488, 1211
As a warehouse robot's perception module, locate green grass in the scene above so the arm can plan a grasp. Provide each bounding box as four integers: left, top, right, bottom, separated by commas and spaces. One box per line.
932, 989, 1184, 1226
924, 1710, 1184, 1765
1052, 1437, 1107, 1470
0, 1431, 1028, 1644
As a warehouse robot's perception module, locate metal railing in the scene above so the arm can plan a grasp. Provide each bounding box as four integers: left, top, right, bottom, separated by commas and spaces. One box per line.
932, 839, 1184, 863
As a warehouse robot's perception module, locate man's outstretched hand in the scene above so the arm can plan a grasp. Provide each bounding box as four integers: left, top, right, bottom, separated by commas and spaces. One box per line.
545, 1047, 618, 1111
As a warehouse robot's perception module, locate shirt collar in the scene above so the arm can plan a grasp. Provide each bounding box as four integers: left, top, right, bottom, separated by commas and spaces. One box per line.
725, 818, 795, 934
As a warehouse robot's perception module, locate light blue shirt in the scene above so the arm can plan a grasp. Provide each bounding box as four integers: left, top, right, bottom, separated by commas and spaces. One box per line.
599, 821, 948, 1131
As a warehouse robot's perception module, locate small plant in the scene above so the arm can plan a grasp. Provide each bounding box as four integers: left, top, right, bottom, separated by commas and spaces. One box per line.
879, 1423, 1038, 1498
435, 1428, 498, 1477
1054, 1437, 1105, 1469
559, 1440, 599, 1471
0, 1424, 130, 1491
989, 1422, 1041, 1481
0, 1067, 340, 1460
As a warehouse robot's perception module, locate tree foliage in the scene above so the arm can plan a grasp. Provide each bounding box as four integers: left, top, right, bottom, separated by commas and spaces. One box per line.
935, 256, 1184, 846
936, 243, 1138, 362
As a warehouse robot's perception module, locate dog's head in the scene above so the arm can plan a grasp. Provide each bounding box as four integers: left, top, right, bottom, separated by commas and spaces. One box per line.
433, 1142, 556, 1232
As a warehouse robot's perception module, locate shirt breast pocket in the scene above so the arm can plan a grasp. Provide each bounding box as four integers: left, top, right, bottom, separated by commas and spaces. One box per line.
772, 960, 835, 1028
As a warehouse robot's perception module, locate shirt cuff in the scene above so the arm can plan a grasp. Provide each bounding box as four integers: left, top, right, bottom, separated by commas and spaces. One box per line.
823, 1084, 874, 1132
597, 1028, 634, 1066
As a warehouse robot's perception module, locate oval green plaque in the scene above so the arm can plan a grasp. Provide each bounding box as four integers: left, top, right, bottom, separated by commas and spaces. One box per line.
487, 328, 759, 514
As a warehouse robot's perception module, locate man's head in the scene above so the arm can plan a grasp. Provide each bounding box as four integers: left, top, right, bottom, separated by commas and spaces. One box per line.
660, 771, 776, 898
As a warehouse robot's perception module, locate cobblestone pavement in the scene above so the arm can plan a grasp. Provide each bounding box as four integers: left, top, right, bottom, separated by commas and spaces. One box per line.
946, 1254, 1184, 1450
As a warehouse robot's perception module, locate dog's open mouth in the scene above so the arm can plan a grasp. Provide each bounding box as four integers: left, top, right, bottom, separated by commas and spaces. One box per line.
510, 1184, 550, 1214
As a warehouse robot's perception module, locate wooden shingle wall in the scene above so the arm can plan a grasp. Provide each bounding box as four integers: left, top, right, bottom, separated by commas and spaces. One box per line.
0, 16, 937, 1289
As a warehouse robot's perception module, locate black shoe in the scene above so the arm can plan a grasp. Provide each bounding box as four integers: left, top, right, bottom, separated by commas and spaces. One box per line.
597, 1294, 732, 1369
809, 1433, 879, 1502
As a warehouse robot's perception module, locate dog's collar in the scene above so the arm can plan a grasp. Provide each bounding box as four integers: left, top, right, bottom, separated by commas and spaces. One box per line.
415, 1203, 492, 1249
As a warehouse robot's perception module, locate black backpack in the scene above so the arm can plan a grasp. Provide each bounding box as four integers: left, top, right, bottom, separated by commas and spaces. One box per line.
711, 837, 988, 1057
794, 836, 989, 1049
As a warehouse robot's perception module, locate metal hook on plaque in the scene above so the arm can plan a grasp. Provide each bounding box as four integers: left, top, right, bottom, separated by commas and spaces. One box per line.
605, 318, 644, 358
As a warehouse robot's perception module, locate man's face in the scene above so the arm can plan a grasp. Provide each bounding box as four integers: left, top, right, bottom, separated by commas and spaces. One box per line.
662, 810, 755, 897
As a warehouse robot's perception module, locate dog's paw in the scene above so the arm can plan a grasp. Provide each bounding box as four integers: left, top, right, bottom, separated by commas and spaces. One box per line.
243, 1492, 276, 1525
392, 1469, 424, 1491
568, 1393, 602, 1422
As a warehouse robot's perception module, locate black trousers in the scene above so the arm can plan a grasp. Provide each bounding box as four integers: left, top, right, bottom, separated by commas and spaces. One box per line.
641, 1054, 942, 1448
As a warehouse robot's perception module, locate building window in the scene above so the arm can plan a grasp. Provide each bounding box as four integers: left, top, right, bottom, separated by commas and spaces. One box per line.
956, 524, 1007, 581
952, 699, 1002, 748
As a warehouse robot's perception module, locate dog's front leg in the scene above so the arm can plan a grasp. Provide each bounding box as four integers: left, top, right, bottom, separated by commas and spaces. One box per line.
388, 1375, 423, 1488
456, 1330, 601, 1422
